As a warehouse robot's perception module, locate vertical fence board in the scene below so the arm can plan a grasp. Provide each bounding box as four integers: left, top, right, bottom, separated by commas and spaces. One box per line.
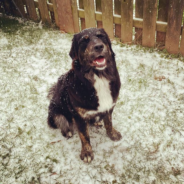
180, 29, 184, 56
71, 0, 80, 33
79, 0, 85, 30
38, 0, 51, 24
142, 0, 157, 47
101, 0, 113, 38
83, 0, 96, 28
48, 0, 55, 23
14, 0, 26, 17
52, 0, 59, 26
165, 0, 184, 54
156, 0, 168, 49
56, 0, 75, 33
96, 0, 102, 28
114, 0, 121, 38
1, 0, 12, 15
25, 0, 37, 21
121, 0, 133, 43
0, 1, 3, 13
135, 0, 144, 44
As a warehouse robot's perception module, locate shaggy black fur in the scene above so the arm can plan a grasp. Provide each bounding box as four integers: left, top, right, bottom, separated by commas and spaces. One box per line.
47, 28, 122, 163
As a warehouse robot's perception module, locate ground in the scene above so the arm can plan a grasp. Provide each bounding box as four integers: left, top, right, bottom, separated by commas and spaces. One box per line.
0, 15, 184, 184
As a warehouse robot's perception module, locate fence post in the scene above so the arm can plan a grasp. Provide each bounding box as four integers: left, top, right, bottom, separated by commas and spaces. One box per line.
25, 0, 38, 21
56, 0, 75, 33
121, 0, 133, 43
135, 0, 144, 44
114, 0, 121, 38
96, 0, 103, 28
101, 0, 113, 38
165, 0, 184, 54
142, 0, 157, 47
156, 0, 169, 49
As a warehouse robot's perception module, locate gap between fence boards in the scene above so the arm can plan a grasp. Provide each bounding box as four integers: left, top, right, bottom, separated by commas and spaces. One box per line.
19, 0, 184, 35
32, 0, 168, 33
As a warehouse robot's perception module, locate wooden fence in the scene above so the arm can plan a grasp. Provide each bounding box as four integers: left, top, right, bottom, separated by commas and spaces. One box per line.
1, 0, 184, 55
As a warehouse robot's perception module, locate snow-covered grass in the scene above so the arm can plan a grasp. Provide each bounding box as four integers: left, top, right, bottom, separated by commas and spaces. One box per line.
1, 15, 184, 184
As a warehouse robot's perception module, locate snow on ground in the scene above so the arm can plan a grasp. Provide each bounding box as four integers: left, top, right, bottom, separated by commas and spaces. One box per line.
0, 16, 184, 184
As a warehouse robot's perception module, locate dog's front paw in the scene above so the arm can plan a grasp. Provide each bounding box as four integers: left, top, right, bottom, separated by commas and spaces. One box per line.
80, 144, 94, 163
107, 128, 122, 141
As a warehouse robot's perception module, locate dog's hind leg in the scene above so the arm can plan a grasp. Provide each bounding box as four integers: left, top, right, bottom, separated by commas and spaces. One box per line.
48, 113, 73, 138
55, 115, 73, 138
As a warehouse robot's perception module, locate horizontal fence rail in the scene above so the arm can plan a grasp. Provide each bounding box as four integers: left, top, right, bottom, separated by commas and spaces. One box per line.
1, 0, 184, 55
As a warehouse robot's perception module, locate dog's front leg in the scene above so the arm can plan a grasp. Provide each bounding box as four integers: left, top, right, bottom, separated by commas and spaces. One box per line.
75, 117, 94, 163
103, 110, 122, 141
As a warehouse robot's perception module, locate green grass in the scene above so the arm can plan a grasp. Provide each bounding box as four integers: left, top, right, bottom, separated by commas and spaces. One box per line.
1, 15, 184, 184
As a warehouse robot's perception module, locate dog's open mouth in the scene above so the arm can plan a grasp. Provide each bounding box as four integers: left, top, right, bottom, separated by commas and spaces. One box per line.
92, 56, 106, 69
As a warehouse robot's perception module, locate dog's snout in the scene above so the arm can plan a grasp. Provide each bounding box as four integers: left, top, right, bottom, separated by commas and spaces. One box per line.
94, 43, 104, 52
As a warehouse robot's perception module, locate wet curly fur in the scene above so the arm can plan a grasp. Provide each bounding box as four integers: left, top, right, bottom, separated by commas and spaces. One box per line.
47, 28, 122, 163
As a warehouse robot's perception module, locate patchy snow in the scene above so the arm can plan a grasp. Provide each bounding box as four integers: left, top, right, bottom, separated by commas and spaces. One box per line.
0, 17, 184, 184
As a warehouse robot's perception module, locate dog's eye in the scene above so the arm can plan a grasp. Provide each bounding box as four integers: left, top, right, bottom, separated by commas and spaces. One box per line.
96, 31, 105, 38
79, 35, 89, 44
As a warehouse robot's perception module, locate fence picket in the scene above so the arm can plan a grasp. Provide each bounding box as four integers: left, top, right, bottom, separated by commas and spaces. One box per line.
180, 31, 184, 56
56, 0, 75, 33
156, 0, 168, 49
48, 0, 55, 23
114, 0, 121, 38
101, 0, 113, 38
121, 0, 133, 43
83, 0, 96, 28
2, 0, 12, 15
2, 0, 184, 56
52, 0, 59, 26
135, 0, 144, 44
0, 1, 3, 13
96, 0, 102, 28
142, 0, 157, 47
71, 0, 80, 33
38, 0, 51, 24
79, 0, 85, 30
14, 0, 26, 17
165, 0, 184, 54
25, 0, 37, 21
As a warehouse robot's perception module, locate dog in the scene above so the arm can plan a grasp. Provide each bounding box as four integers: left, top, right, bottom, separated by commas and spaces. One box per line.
47, 28, 122, 163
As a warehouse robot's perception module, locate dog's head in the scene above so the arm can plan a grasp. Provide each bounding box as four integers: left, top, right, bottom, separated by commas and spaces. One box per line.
69, 28, 115, 71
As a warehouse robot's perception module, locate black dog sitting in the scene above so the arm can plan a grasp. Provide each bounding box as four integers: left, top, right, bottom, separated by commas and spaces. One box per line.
47, 28, 122, 163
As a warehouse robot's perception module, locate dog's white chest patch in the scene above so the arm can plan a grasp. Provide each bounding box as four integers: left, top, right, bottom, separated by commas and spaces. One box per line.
94, 74, 113, 111
84, 74, 114, 117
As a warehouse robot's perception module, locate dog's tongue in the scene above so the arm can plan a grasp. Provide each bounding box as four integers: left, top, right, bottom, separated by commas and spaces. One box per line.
94, 57, 105, 63
93, 57, 106, 67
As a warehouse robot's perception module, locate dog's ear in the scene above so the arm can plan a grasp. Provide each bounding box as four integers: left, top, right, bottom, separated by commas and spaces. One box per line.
69, 34, 78, 60
100, 28, 115, 57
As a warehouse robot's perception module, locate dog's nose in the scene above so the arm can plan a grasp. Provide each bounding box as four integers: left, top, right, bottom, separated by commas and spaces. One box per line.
94, 43, 104, 52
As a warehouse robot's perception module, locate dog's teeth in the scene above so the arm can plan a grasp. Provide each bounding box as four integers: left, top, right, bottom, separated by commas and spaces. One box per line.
95, 59, 105, 66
